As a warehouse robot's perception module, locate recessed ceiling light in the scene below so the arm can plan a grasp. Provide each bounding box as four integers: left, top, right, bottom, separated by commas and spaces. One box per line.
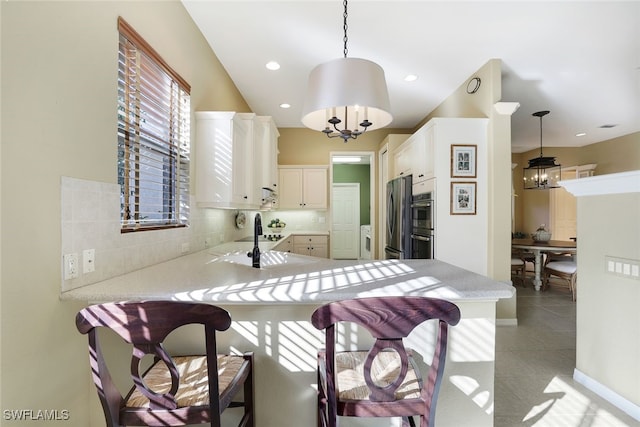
575, 132, 586, 137
279, 103, 290, 109
265, 61, 280, 71
404, 74, 418, 82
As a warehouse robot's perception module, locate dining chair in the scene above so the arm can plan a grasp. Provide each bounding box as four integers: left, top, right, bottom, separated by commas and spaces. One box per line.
76, 301, 254, 427
542, 252, 577, 301
311, 296, 461, 427
511, 250, 527, 286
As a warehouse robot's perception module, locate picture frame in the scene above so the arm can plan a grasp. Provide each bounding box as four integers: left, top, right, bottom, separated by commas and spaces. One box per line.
451, 144, 477, 178
450, 182, 476, 215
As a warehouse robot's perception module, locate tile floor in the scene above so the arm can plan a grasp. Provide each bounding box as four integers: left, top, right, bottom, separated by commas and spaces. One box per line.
494, 284, 638, 426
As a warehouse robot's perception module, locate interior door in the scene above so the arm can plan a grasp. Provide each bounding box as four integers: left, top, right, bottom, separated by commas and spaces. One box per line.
331, 183, 360, 259
550, 170, 577, 240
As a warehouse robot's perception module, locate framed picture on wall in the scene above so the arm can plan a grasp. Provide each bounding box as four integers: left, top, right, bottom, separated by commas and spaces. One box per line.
451, 144, 477, 178
451, 182, 476, 215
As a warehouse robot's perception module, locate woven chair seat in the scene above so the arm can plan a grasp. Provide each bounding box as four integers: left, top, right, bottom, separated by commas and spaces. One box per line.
336, 350, 421, 401
127, 355, 245, 408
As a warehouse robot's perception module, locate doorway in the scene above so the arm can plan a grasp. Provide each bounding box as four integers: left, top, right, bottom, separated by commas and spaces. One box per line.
331, 183, 360, 259
330, 152, 375, 259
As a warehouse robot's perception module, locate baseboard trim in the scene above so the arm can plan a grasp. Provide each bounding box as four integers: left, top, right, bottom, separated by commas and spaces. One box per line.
573, 368, 640, 421
496, 318, 518, 326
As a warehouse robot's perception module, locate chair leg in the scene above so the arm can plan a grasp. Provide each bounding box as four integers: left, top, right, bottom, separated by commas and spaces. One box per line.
242, 352, 255, 427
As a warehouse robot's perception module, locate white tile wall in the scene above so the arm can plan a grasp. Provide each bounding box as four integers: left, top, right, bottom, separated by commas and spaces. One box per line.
261, 210, 329, 232
60, 177, 260, 291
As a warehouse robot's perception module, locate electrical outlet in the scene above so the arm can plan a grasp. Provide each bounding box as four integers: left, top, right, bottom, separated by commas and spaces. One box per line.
83, 249, 95, 273
63, 253, 79, 280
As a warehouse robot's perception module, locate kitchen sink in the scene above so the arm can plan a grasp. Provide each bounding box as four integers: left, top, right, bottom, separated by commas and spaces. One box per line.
235, 235, 282, 242
216, 251, 316, 269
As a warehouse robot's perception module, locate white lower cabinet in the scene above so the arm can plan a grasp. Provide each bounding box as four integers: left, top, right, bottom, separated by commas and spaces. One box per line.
272, 234, 329, 258
292, 235, 329, 258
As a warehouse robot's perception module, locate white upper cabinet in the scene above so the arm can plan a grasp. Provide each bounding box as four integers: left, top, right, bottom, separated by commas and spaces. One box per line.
393, 140, 414, 178
277, 167, 328, 209
195, 111, 258, 209
392, 126, 433, 183
255, 116, 280, 193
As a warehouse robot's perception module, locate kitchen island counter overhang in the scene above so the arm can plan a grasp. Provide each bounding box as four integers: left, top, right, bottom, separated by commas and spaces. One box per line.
63, 247, 513, 427
61, 247, 513, 304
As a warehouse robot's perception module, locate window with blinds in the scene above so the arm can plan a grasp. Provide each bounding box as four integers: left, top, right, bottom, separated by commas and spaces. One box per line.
117, 17, 191, 232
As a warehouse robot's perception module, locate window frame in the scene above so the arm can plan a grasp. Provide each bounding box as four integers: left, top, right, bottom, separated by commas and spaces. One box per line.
117, 17, 191, 233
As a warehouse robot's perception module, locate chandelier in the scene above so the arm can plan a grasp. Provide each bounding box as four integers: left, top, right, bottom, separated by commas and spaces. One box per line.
523, 110, 562, 190
301, 0, 392, 142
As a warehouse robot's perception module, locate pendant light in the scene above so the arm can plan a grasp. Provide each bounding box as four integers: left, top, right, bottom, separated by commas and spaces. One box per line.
301, 0, 392, 142
523, 110, 562, 190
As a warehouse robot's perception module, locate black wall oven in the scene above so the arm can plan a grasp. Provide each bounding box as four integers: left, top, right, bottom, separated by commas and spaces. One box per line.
411, 192, 434, 259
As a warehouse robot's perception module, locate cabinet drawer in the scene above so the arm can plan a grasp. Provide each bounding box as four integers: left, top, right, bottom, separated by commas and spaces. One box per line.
293, 235, 327, 245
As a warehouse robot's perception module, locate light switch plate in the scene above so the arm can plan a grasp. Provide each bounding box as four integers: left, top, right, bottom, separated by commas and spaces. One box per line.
605, 256, 640, 280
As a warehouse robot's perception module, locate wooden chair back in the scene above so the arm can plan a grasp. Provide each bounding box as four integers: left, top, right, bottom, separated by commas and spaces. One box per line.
311, 296, 460, 427
76, 300, 253, 427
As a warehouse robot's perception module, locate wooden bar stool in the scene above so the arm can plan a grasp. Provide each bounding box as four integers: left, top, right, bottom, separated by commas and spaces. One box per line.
311, 296, 460, 427
76, 301, 254, 427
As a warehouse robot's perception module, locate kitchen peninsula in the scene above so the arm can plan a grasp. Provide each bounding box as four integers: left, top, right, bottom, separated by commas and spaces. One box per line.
63, 244, 513, 427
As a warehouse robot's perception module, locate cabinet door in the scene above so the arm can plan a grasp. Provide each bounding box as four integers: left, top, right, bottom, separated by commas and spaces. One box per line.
423, 125, 435, 180
273, 237, 293, 252
308, 245, 328, 258
231, 114, 254, 205
410, 126, 434, 184
308, 236, 329, 258
292, 235, 329, 258
302, 168, 328, 209
278, 168, 303, 208
411, 131, 427, 183
196, 111, 258, 209
256, 116, 279, 191
393, 139, 414, 178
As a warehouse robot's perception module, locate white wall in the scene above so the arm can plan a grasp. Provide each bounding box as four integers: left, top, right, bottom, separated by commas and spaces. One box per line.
566, 176, 640, 415
429, 118, 490, 276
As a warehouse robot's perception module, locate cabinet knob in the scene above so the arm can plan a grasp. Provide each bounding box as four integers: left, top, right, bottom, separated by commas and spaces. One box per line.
419, 174, 424, 178
243, 195, 248, 199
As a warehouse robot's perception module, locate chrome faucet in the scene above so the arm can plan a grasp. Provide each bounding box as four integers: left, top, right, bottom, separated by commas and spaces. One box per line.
247, 213, 262, 268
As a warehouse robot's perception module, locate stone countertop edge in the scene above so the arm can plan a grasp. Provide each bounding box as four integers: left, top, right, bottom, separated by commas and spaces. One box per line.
60, 243, 514, 304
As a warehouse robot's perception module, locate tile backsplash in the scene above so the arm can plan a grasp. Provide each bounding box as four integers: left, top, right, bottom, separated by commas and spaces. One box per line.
62, 177, 250, 291
60, 177, 329, 292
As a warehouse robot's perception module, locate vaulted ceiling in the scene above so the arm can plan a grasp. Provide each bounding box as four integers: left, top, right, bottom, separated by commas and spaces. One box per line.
183, 1, 640, 153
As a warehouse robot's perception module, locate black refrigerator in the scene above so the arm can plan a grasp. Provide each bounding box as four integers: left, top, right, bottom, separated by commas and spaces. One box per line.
384, 175, 412, 259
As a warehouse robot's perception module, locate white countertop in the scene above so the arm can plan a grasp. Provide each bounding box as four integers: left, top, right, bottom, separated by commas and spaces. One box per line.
61, 240, 514, 304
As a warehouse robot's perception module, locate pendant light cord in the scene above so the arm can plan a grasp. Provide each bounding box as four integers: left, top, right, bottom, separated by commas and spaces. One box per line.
343, 0, 349, 58
539, 115, 544, 158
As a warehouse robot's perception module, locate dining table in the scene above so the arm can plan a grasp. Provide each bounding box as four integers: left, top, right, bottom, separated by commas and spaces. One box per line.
511, 238, 577, 291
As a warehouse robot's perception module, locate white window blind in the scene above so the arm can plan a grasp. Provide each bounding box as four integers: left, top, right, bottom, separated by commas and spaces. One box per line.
117, 17, 191, 232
